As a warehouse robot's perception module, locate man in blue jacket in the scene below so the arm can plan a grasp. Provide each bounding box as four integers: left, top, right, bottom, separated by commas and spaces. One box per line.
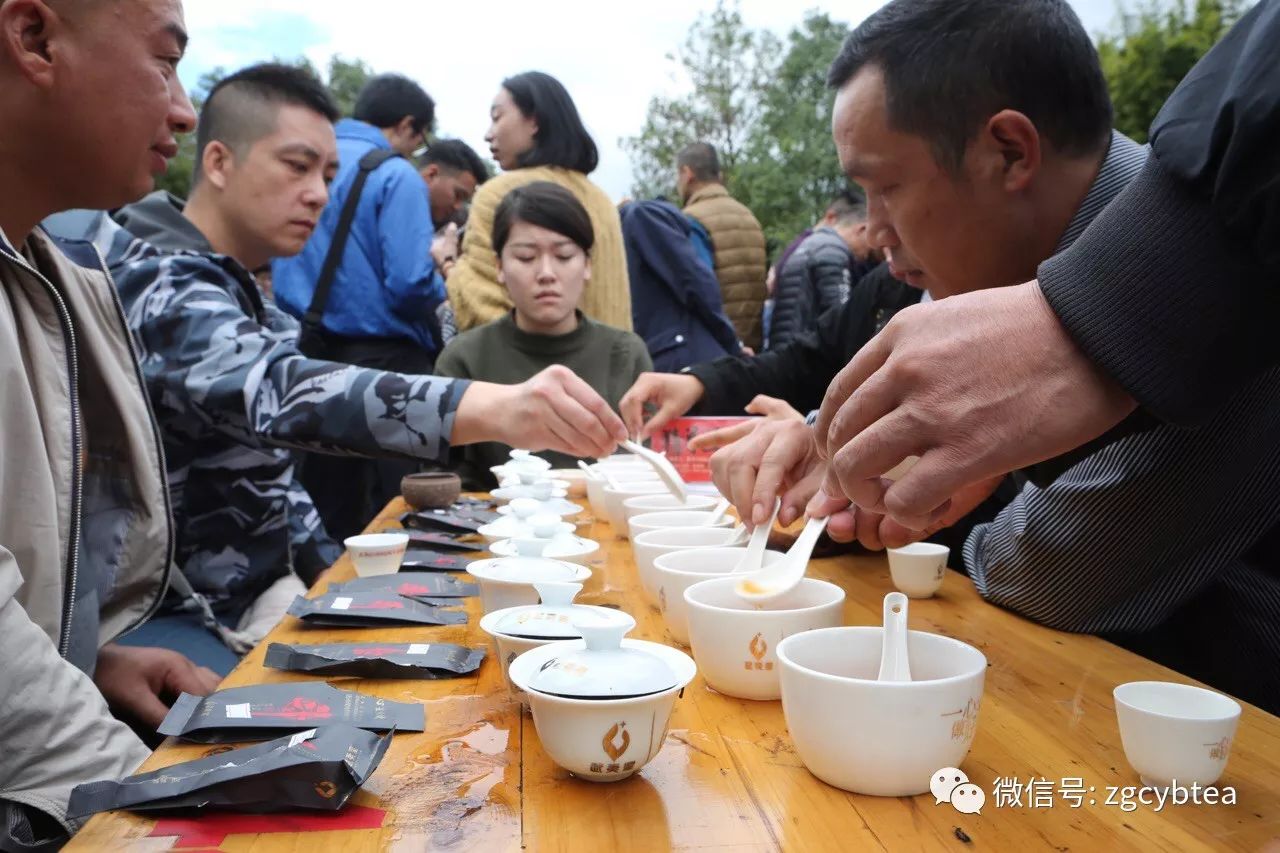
273, 73, 453, 538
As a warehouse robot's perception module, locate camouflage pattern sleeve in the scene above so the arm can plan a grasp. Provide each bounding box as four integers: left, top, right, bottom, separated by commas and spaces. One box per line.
284, 469, 342, 585
120, 253, 470, 463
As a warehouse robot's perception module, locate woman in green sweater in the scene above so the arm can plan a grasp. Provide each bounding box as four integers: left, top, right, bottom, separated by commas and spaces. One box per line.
436, 181, 651, 487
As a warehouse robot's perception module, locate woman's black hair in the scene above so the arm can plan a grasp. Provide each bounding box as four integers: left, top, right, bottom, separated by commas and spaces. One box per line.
492, 181, 595, 257
501, 71, 599, 175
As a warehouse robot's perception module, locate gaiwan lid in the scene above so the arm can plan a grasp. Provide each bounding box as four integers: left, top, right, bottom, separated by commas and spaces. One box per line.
527, 616, 678, 700
467, 555, 585, 585
492, 582, 607, 639
479, 501, 553, 539
496, 496, 580, 518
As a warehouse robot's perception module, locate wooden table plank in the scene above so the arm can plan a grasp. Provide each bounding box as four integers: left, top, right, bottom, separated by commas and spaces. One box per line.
69, 498, 1280, 852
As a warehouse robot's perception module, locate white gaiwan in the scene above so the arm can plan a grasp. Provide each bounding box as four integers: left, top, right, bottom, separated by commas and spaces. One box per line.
478, 498, 546, 544
508, 618, 697, 782
466, 555, 592, 613
497, 495, 581, 519
479, 582, 629, 701
490, 516, 600, 566
491, 481, 570, 504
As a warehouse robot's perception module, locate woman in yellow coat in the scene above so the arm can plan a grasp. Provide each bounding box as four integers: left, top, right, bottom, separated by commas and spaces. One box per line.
446, 71, 632, 332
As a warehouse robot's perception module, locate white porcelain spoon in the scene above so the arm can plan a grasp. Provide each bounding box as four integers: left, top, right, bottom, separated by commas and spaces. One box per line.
733, 515, 829, 603
702, 497, 732, 526
877, 592, 912, 682
621, 439, 688, 501
576, 460, 602, 481
731, 500, 780, 574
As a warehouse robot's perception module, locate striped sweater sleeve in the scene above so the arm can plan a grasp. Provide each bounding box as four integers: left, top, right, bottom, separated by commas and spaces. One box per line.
964, 368, 1280, 635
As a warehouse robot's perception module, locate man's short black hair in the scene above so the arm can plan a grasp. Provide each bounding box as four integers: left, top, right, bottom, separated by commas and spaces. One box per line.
677, 142, 721, 183
492, 180, 595, 257
828, 189, 867, 224
419, 139, 489, 185
195, 62, 339, 184
353, 73, 435, 134
826, 0, 1112, 170
501, 71, 599, 175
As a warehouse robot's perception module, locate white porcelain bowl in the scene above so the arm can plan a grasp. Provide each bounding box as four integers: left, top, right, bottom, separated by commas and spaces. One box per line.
602, 483, 670, 536
621, 493, 719, 526
479, 603, 623, 702
508, 638, 697, 782
466, 557, 593, 614
631, 526, 747, 604
585, 467, 657, 518
651, 547, 783, 645
776, 626, 987, 796
627, 509, 734, 542
684, 577, 845, 700
549, 469, 589, 498
344, 532, 409, 577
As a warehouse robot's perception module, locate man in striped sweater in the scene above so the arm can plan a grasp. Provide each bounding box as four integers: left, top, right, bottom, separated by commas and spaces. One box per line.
710, 0, 1280, 713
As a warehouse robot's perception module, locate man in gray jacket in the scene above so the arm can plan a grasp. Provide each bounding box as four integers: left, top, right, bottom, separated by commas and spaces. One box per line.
0, 0, 215, 846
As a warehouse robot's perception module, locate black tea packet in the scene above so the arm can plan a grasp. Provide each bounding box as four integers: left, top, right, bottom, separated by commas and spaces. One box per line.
287, 591, 467, 627
400, 509, 488, 534
404, 530, 485, 552
328, 572, 477, 598
402, 548, 473, 571
157, 682, 424, 742
67, 725, 391, 818
264, 642, 485, 679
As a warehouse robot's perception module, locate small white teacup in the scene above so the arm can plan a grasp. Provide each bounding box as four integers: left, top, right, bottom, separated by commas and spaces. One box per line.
651, 546, 783, 645
1114, 681, 1242, 788
684, 576, 845, 700
344, 533, 409, 577
632, 526, 746, 605
887, 542, 949, 598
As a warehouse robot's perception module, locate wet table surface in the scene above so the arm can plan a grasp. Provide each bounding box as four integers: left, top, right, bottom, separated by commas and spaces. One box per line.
70, 497, 1280, 851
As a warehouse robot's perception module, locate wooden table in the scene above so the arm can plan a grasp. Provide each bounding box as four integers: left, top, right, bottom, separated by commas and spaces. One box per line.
71, 499, 1280, 852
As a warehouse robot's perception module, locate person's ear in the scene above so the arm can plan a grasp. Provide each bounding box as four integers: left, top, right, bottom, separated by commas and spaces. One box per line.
200, 141, 235, 191
421, 163, 439, 182
984, 110, 1041, 193
496, 262, 506, 286
2, 0, 60, 88
583, 256, 592, 282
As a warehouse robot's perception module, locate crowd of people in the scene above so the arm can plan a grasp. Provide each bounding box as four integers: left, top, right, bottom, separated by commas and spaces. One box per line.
1, 0, 1276, 845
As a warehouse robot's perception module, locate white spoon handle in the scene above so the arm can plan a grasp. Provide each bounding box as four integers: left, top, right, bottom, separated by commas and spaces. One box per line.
704, 497, 731, 525
878, 592, 912, 682
733, 500, 779, 574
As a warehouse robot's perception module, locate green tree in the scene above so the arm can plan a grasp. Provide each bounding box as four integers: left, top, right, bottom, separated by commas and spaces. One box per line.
325, 55, 375, 116
735, 10, 852, 252
1097, 0, 1245, 142
620, 0, 778, 200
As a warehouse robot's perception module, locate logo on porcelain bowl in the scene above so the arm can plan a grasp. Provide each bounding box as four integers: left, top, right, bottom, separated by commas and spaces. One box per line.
1204, 736, 1232, 761
744, 632, 773, 672
602, 722, 631, 760
942, 698, 980, 743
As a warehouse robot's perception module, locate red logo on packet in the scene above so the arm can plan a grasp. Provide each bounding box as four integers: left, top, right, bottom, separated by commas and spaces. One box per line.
396, 583, 432, 595
353, 646, 404, 657
351, 599, 405, 610
254, 697, 334, 721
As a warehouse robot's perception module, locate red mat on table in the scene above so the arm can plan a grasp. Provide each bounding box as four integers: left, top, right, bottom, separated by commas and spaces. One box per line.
148, 805, 386, 848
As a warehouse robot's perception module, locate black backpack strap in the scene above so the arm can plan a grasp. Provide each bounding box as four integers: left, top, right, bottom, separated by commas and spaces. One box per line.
302, 147, 403, 334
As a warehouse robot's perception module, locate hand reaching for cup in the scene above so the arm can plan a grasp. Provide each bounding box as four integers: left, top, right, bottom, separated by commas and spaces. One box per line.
431, 222, 460, 274
709, 418, 826, 528
688, 395, 806, 453
618, 371, 706, 441
454, 364, 628, 459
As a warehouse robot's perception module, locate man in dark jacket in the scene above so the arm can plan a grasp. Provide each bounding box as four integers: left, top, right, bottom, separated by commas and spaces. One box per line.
769, 191, 877, 349
621, 263, 919, 438
621, 199, 741, 372
101, 64, 628, 672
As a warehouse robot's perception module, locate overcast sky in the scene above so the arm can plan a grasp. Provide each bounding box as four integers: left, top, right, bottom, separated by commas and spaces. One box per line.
180, 0, 1124, 201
